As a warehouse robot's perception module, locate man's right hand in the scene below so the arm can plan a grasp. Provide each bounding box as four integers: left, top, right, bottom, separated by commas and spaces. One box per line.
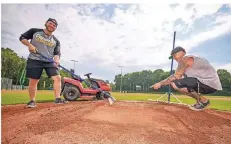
150, 82, 162, 90
28, 44, 37, 53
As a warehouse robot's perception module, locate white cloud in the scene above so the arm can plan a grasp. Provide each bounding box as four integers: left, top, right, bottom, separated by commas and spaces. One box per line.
1, 4, 231, 82
176, 14, 231, 52
193, 4, 222, 17
217, 63, 231, 73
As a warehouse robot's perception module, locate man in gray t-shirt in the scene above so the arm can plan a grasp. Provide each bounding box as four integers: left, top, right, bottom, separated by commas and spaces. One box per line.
19, 18, 68, 108
151, 46, 222, 111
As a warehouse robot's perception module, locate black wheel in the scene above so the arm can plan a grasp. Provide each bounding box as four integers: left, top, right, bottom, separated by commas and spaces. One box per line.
102, 92, 111, 98
96, 92, 110, 100
96, 93, 104, 100
60, 79, 65, 95
63, 86, 81, 101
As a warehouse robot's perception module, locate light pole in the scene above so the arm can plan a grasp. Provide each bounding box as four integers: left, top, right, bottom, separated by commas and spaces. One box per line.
71, 60, 78, 73
118, 65, 124, 93
128, 78, 131, 92
148, 84, 149, 92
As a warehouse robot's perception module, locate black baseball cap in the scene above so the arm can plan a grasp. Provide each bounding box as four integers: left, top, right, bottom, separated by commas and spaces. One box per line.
46, 18, 58, 26
168, 46, 186, 59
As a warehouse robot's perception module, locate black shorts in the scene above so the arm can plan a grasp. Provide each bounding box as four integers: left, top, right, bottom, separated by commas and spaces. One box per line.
173, 77, 217, 94
26, 58, 59, 79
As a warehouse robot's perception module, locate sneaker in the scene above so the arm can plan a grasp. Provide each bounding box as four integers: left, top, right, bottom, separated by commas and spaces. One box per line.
26, 100, 36, 108
190, 103, 199, 107
189, 102, 204, 111
54, 98, 68, 104
201, 99, 210, 108
189, 100, 210, 111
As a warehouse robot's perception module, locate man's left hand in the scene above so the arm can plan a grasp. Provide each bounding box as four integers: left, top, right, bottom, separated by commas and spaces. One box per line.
54, 59, 60, 67
53, 55, 60, 67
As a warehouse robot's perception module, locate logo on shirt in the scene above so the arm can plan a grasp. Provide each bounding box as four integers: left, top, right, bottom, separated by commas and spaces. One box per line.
35, 34, 56, 47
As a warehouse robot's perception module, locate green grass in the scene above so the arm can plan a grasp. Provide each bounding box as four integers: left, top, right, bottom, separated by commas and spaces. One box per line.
1, 90, 55, 105
114, 92, 231, 111
1, 90, 231, 111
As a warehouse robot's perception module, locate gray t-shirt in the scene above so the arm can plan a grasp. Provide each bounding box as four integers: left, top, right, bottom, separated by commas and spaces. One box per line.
184, 55, 223, 90
20, 28, 60, 62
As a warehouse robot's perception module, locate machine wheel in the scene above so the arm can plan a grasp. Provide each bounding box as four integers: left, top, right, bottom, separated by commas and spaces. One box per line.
96, 93, 104, 100
96, 92, 111, 100
63, 85, 81, 101
102, 92, 111, 98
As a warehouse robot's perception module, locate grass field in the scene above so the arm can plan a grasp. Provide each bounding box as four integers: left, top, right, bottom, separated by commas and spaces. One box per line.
1, 90, 231, 111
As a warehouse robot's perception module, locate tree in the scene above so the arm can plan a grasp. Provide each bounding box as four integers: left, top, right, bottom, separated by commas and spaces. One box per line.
1, 48, 27, 85
217, 69, 231, 91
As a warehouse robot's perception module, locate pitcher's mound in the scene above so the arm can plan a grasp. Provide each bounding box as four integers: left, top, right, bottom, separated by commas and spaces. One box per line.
2, 101, 231, 144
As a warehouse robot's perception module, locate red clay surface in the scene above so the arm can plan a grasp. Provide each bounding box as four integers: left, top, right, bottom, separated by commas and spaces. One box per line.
2, 100, 231, 144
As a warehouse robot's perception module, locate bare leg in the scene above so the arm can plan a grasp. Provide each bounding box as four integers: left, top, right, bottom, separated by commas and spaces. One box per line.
171, 82, 208, 103
28, 78, 39, 101
51, 75, 61, 99
188, 91, 208, 103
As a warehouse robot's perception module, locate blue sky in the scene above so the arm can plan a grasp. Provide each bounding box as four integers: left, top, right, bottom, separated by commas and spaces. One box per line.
1, 3, 231, 83
191, 33, 231, 65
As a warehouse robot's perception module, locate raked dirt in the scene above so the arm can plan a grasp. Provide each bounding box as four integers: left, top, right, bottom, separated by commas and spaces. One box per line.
2, 100, 231, 144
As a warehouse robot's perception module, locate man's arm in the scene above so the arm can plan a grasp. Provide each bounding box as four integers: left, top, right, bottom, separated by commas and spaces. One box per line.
53, 38, 61, 64
19, 28, 36, 46
159, 57, 189, 86
19, 28, 39, 53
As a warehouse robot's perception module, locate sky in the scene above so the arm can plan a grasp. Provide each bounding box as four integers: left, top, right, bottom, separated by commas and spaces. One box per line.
1, 3, 231, 83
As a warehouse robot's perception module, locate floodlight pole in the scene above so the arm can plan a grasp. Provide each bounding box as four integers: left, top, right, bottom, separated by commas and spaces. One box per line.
71, 60, 78, 72
118, 66, 124, 93
168, 31, 176, 102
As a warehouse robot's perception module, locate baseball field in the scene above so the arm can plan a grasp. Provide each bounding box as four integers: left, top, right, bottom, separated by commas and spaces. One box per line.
2, 90, 231, 144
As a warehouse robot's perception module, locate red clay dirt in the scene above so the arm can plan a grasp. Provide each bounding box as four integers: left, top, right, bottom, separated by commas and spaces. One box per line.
2, 100, 231, 144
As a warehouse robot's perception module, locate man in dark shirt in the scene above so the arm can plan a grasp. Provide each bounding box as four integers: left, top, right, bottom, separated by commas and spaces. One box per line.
19, 18, 68, 108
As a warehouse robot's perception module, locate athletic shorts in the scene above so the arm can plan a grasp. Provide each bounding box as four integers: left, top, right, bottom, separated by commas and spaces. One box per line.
26, 58, 59, 79
172, 77, 217, 94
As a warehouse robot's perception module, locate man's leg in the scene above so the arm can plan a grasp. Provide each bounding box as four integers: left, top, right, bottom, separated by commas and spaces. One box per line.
45, 67, 68, 104
25, 59, 43, 108
170, 82, 207, 103
51, 75, 62, 99
28, 78, 40, 101
171, 77, 213, 110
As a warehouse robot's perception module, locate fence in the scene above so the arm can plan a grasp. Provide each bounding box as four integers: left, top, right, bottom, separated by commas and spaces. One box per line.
1, 78, 12, 90
1, 78, 28, 90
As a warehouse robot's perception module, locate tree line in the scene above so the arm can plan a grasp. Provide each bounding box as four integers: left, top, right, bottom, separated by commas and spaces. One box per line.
2, 47, 231, 95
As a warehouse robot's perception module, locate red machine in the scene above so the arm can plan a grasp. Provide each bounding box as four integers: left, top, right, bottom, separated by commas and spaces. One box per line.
61, 73, 112, 101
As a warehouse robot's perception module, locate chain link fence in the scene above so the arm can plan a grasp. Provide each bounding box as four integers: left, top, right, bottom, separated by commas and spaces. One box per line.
1, 78, 28, 90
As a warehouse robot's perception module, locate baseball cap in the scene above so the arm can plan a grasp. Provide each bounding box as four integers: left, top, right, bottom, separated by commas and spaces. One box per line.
168, 46, 186, 59
46, 18, 58, 26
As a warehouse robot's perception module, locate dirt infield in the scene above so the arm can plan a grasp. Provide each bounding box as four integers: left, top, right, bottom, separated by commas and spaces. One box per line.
2, 100, 231, 144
